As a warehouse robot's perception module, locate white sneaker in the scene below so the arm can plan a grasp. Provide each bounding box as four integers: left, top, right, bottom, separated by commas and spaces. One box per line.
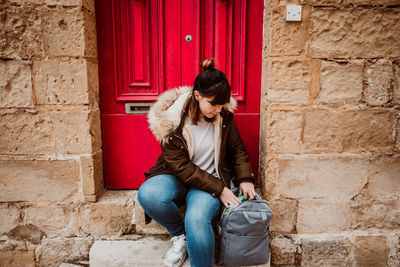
164, 234, 187, 267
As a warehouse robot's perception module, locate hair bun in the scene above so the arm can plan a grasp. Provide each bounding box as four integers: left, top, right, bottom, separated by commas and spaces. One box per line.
200, 59, 215, 71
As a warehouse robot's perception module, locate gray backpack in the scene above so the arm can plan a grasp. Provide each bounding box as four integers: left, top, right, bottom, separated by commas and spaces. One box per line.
215, 193, 273, 266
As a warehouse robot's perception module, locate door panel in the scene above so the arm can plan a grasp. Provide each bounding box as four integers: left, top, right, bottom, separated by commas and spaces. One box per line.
96, 0, 264, 189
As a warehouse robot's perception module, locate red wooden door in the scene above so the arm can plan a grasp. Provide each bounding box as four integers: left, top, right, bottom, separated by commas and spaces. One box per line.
95, 0, 264, 189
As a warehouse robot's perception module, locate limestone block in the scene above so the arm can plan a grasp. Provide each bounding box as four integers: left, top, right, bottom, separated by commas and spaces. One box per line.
301, 236, 351, 266
388, 235, 400, 267
51, 109, 93, 154
44, 0, 96, 12
0, 60, 33, 108
270, 236, 300, 266
7, 224, 46, 244
310, 8, 400, 59
43, 8, 85, 57
80, 190, 135, 237
0, 204, 21, 234
268, 60, 310, 105
317, 60, 363, 104
89, 108, 102, 152
23, 205, 79, 238
271, 7, 307, 55
267, 110, 303, 153
352, 236, 389, 267
303, 108, 394, 153
0, 6, 43, 60
35, 237, 93, 267
33, 59, 89, 105
367, 156, 400, 196
277, 157, 367, 199
300, 0, 341, 5
393, 62, 400, 105
134, 193, 169, 235
297, 199, 351, 233
87, 60, 100, 106
81, 151, 104, 196
0, 250, 35, 267
269, 199, 297, 233
363, 59, 392, 106
396, 115, 400, 151
0, 159, 80, 202
345, 0, 400, 5
83, 11, 98, 58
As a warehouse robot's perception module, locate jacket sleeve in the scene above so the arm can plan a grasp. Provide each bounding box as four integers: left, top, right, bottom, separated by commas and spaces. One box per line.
226, 119, 255, 185
161, 136, 225, 197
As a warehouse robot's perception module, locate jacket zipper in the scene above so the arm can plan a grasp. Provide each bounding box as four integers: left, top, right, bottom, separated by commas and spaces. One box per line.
173, 132, 189, 151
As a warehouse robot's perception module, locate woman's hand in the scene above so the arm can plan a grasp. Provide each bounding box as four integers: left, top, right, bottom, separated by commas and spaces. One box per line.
239, 182, 256, 200
219, 187, 241, 208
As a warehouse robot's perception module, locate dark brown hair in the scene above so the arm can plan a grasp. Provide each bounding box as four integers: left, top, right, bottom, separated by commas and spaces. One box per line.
188, 59, 231, 125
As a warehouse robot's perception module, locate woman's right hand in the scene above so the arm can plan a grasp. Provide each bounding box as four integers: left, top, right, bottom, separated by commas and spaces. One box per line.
219, 187, 241, 208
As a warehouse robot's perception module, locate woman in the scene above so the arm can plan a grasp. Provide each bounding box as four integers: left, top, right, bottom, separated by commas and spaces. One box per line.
138, 59, 256, 267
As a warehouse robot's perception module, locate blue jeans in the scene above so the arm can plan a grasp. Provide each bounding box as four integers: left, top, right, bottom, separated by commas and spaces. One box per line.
137, 174, 223, 267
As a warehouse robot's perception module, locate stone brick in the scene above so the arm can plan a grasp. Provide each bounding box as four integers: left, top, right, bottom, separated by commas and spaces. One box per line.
270, 236, 300, 265
23, 204, 79, 238
271, 7, 308, 55
134, 193, 169, 235
7, 224, 46, 244
81, 151, 104, 196
80, 191, 135, 237
297, 199, 351, 233
352, 236, 389, 267
89, 108, 102, 152
269, 199, 297, 233
35, 237, 93, 267
303, 108, 394, 153
33, 59, 90, 105
0, 60, 33, 108
51, 109, 93, 154
368, 156, 400, 196
310, 8, 400, 59
277, 157, 367, 199
0, 6, 43, 60
267, 110, 303, 153
44, 0, 96, 12
268, 60, 310, 105
0, 110, 54, 154
363, 60, 392, 106
0, 204, 21, 234
387, 235, 400, 267
317, 60, 363, 104
43, 8, 85, 57
87, 60, 100, 107
0, 159, 80, 202
83, 11, 98, 58
0, 250, 35, 267
393, 62, 400, 105
301, 236, 351, 266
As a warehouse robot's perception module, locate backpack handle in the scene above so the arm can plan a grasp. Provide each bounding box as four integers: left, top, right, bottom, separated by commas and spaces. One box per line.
242, 211, 267, 224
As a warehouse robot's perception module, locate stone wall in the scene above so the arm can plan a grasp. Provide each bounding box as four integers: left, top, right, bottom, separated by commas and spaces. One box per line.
260, 0, 400, 266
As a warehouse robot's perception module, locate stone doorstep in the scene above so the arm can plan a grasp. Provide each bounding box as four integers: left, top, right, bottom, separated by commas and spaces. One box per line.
89, 239, 270, 267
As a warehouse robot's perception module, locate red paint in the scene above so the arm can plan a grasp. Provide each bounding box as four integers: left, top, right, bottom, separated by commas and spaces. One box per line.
96, 0, 264, 189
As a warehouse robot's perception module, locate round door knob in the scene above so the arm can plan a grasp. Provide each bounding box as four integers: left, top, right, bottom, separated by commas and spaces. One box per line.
185, 34, 193, 42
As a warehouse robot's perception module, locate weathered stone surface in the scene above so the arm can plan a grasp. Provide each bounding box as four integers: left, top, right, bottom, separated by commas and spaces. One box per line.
310, 8, 400, 58
0, 6, 43, 59
33, 59, 89, 105
87, 60, 100, 107
301, 236, 350, 266
387, 235, 400, 267
89, 108, 102, 153
396, 115, 400, 151
81, 151, 104, 197
0, 109, 54, 154
270, 236, 300, 265
0, 159, 80, 202
303, 108, 394, 153
277, 157, 367, 199
7, 224, 46, 244
297, 200, 350, 233
134, 193, 169, 235
0, 204, 20, 234
271, 7, 308, 55
368, 156, 400, 196
83, 11, 98, 58
267, 110, 303, 153
44, 0, 95, 12
393, 62, 400, 105
345, 0, 400, 5
0, 250, 35, 267
80, 190, 135, 237
23, 204, 79, 238
352, 236, 389, 267
268, 60, 310, 104
0, 60, 33, 108
35, 237, 93, 267
269, 199, 297, 233
317, 60, 363, 103
363, 59, 392, 106
43, 8, 85, 57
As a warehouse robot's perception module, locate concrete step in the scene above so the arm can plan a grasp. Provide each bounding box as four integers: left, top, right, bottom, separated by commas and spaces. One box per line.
89, 238, 270, 267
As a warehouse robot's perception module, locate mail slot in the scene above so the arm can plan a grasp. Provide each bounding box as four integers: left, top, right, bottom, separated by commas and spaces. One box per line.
125, 103, 153, 114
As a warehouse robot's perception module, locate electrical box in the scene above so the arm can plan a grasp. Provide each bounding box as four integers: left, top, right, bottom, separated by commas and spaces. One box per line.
286, 5, 302, 21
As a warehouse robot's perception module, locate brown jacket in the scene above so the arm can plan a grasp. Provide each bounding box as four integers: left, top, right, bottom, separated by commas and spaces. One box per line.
145, 86, 254, 198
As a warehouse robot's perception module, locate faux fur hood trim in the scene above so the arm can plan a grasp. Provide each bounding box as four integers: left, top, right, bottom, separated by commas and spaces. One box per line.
148, 86, 237, 141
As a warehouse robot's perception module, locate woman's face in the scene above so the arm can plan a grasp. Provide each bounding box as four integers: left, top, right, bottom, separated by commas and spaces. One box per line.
194, 91, 224, 119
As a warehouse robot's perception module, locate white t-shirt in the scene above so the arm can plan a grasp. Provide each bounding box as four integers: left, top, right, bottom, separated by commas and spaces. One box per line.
186, 116, 217, 176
